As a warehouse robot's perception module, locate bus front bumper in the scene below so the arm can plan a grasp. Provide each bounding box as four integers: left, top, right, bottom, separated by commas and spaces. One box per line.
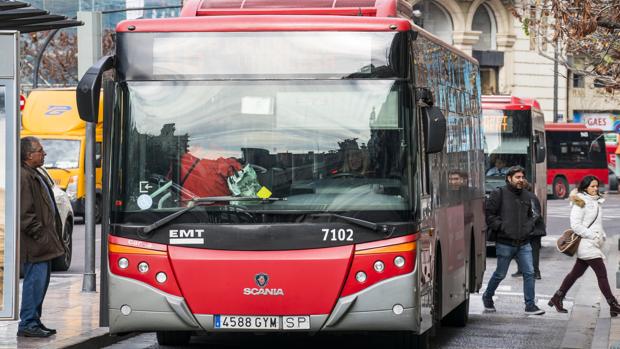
108, 270, 418, 333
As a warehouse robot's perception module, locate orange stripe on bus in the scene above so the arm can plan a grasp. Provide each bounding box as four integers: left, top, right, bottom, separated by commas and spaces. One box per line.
108, 243, 167, 255
355, 241, 416, 255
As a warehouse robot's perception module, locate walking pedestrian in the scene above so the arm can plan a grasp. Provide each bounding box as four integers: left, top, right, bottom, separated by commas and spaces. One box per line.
482, 166, 544, 315
511, 179, 545, 279
548, 176, 620, 315
17, 137, 65, 337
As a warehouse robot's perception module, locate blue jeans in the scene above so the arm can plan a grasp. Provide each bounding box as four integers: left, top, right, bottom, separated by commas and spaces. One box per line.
19, 261, 51, 330
484, 242, 536, 307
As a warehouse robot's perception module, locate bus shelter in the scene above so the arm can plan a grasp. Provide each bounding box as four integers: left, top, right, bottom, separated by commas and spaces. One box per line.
0, 1, 82, 320
0, 30, 19, 320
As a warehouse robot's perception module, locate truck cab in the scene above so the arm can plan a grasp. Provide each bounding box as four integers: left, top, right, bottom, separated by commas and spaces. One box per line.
21, 88, 103, 222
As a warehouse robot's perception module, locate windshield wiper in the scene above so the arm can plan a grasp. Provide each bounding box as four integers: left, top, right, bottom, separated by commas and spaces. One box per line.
139, 196, 286, 235
310, 213, 395, 237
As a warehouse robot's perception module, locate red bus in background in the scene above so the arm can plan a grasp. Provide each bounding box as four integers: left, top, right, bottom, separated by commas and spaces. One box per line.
481, 95, 547, 212
545, 123, 608, 198
607, 143, 617, 169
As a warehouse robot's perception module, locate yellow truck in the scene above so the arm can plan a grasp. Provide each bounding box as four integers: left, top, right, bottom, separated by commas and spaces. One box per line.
21, 88, 103, 222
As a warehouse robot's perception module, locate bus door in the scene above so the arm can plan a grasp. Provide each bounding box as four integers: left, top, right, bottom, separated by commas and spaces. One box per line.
415, 103, 434, 334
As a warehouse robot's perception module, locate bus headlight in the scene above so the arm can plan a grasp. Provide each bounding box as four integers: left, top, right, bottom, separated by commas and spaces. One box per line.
118, 258, 129, 269
137, 262, 149, 273
373, 260, 385, 273
355, 271, 367, 283
394, 256, 406, 268
66, 175, 78, 200
156, 272, 167, 283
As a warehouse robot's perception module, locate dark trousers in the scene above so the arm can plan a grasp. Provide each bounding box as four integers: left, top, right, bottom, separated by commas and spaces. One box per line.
559, 258, 613, 300
18, 261, 51, 330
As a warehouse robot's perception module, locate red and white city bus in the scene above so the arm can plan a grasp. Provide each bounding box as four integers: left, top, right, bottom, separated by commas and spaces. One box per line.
76, 0, 486, 347
546, 123, 609, 198
481, 95, 547, 212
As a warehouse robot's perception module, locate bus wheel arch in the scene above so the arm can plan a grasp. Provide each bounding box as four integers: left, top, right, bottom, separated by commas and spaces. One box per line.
552, 176, 569, 199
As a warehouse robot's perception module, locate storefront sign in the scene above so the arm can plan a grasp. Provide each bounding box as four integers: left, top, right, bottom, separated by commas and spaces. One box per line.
573, 112, 620, 133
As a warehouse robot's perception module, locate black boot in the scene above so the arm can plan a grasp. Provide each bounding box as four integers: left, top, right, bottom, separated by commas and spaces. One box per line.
608, 298, 620, 317
548, 290, 568, 313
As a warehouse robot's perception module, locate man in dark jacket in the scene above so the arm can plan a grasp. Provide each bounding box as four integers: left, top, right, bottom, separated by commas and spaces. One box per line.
483, 166, 544, 315
511, 179, 546, 279
18, 137, 65, 337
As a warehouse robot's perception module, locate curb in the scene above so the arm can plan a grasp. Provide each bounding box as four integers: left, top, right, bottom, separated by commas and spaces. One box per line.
41, 328, 137, 349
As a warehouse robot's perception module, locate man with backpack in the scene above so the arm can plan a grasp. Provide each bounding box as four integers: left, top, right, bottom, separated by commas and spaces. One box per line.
483, 166, 545, 315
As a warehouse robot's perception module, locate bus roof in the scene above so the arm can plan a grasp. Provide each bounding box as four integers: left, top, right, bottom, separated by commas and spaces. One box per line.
116, 0, 478, 64
545, 123, 604, 133
116, 15, 411, 32
181, 0, 398, 17
481, 95, 541, 111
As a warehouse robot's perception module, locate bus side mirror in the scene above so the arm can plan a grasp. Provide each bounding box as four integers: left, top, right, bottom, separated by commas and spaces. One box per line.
536, 143, 546, 163
423, 106, 446, 154
76, 55, 114, 123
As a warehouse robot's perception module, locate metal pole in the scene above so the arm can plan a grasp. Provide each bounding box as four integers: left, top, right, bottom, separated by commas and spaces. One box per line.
553, 44, 559, 122
78, 11, 101, 293
32, 28, 59, 89
82, 120, 96, 292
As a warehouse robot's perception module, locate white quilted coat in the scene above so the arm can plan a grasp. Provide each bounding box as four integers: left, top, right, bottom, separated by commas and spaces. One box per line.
570, 191, 606, 260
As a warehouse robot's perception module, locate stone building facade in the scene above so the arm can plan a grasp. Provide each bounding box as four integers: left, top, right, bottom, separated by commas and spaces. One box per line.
416, 0, 567, 121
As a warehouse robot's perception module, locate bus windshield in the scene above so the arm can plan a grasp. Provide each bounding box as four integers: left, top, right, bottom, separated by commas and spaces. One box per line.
40, 139, 81, 169
547, 130, 607, 169
482, 109, 532, 191
112, 80, 411, 224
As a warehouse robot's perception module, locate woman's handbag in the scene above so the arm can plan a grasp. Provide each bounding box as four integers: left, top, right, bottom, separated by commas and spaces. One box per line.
556, 205, 599, 256
556, 230, 581, 256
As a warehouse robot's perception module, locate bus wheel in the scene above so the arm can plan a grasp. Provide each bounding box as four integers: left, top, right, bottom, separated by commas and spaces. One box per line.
156, 331, 191, 346
442, 298, 469, 327
552, 177, 569, 199
380, 331, 429, 349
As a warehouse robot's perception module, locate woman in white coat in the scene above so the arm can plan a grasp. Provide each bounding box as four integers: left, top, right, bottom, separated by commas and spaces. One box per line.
548, 175, 620, 316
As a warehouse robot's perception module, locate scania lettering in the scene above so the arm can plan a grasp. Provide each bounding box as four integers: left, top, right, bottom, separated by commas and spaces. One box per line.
243, 288, 285, 296
77, 0, 486, 347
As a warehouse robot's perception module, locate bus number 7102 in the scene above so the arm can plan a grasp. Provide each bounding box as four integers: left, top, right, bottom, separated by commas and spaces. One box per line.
322, 228, 354, 242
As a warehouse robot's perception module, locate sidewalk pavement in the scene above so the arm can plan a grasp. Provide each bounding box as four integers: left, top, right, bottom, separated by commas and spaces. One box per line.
0, 273, 131, 349
603, 234, 620, 349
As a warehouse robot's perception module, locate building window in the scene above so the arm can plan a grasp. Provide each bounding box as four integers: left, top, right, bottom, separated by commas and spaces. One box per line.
472, 4, 497, 51
480, 67, 498, 95
420, 1, 454, 44
572, 73, 585, 88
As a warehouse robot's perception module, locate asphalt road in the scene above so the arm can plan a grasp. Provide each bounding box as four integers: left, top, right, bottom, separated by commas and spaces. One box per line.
91, 194, 620, 348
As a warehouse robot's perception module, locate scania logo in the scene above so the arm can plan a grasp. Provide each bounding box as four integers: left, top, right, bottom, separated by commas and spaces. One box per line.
255, 273, 269, 288
243, 273, 284, 296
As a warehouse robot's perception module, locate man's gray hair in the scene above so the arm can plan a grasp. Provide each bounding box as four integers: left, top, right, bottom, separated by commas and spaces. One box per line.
21, 136, 40, 163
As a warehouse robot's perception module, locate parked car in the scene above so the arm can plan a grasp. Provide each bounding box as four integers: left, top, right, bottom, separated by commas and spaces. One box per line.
37, 167, 74, 271
609, 166, 618, 192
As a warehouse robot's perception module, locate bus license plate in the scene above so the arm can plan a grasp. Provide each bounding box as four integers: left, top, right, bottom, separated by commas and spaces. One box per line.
214, 315, 310, 330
